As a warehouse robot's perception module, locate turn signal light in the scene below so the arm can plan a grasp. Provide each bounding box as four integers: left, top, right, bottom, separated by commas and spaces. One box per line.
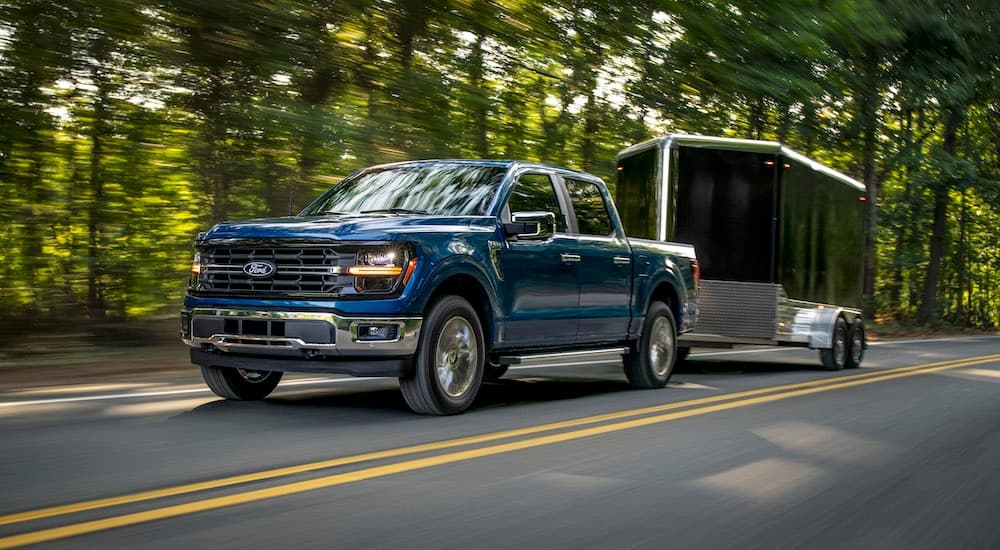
347, 265, 404, 277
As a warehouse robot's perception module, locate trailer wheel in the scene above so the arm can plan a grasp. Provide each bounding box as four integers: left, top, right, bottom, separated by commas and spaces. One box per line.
819, 316, 849, 371
399, 295, 485, 415
845, 318, 865, 369
624, 301, 677, 388
200, 366, 282, 400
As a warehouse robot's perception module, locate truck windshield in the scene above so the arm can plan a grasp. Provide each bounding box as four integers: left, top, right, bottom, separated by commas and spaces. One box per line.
300, 164, 507, 216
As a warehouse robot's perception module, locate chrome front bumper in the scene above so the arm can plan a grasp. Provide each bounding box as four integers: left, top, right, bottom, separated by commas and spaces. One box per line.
181, 308, 422, 358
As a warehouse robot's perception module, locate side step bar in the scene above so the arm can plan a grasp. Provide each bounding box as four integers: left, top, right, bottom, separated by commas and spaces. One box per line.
496, 347, 629, 365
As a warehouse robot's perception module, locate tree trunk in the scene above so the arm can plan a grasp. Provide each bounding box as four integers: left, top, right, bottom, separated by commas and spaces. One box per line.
359, 8, 380, 166
468, 32, 489, 158
886, 108, 913, 317
205, 70, 230, 225
955, 187, 967, 324
917, 110, 962, 324
581, 88, 599, 172
87, 38, 111, 320
748, 96, 766, 140
858, 52, 880, 322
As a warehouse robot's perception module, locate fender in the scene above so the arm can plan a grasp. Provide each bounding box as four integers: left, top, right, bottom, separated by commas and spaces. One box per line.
798, 307, 861, 349
410, 252, 503, 338
631, 258, 692, 339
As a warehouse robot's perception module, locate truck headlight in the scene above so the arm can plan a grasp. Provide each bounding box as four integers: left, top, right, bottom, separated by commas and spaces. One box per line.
348, 246, 417, 293
189, 251, 204, 287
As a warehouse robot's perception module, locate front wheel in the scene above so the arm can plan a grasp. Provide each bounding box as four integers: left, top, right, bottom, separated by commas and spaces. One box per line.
200, 365, 282, 400
624, 301, 678, 389
399, 295, 485, 415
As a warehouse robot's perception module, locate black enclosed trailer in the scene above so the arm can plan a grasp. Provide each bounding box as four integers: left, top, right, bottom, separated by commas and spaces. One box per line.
615, 135, 866, 369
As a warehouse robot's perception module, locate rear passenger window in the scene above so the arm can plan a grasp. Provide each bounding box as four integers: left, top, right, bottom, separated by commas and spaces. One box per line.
566, 178, 614, 236
507, 173, 568, 233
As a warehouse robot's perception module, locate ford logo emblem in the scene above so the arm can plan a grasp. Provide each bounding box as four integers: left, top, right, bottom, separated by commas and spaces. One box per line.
243, 261, 276, 278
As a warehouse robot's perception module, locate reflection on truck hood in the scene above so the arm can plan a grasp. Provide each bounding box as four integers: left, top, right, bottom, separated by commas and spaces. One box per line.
202, 214, 497, 241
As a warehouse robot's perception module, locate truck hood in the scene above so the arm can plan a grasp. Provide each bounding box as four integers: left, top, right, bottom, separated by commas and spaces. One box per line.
202, 214, 497, 241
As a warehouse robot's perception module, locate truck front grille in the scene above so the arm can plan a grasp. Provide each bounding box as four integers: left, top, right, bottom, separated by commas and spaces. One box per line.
196, 245, 356, 296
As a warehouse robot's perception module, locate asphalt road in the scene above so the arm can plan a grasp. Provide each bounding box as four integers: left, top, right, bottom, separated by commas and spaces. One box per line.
2, 336, 1000, 549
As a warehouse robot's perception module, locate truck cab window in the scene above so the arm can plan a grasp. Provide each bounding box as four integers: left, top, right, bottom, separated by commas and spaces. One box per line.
566, 178, 613, 236
507, 173, 567, 233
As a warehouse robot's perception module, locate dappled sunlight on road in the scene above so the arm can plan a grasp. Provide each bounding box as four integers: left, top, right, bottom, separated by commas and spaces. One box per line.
689, 458, 827, 504
753, 421, 899, 465
103, 398, 216, 418
939, 367, 1000, 383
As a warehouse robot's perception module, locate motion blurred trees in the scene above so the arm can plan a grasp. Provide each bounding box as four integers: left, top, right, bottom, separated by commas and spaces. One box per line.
1, 0, 999, 329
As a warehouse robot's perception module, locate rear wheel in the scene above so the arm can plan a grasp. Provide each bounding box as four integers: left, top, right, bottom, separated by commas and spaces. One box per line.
399, 295, 485, 415
845, 318, 865, 369
819, 316, 849, 371
624, 301, 677, 388
200, 366, 282, 400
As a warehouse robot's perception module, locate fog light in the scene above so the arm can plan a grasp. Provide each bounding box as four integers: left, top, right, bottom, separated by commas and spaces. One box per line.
356, 324, 399, 342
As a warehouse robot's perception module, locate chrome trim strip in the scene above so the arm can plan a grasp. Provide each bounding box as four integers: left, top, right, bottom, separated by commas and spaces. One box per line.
207, 335, 338, 352
182, 308, 422, 357
203, 264, 342, 274
497, 347, 629, 365
660, 137, 672, 241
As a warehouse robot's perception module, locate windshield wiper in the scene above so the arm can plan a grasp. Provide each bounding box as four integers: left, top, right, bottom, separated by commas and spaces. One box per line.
360, 208, 430, 215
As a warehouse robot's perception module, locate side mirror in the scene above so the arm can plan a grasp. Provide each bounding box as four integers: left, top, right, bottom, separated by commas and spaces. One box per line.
505, 211, 556, 241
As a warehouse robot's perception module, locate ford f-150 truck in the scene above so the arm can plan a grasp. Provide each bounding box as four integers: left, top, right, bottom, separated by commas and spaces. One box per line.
182, 160, 699, 414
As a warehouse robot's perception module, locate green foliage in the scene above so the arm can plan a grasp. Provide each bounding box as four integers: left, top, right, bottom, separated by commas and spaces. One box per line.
1, 0, 999, 328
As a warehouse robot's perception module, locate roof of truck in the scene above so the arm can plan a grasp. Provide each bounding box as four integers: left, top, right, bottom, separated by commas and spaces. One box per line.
358, 158, 595, 177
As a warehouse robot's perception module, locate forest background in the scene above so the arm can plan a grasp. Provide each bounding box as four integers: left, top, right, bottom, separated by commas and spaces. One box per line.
2, 0, 1000, 352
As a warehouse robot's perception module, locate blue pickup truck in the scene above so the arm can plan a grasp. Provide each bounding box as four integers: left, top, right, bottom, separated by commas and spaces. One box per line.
182, 160, 699, 414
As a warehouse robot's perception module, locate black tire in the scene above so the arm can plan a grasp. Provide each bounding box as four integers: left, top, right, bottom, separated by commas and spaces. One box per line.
484, 362, 509, 381
624, 301, 678, 389
200, 365, 282, 400
399, 295, 485, 415
819, 316, 849, 371
845, 318, 865, 369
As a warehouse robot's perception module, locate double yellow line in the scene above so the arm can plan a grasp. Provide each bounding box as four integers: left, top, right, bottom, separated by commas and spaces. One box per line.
2, 354, 998, 548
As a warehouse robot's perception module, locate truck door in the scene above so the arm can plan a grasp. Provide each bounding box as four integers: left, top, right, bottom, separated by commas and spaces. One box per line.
498, 172, 578, 347
563, 176, 632, 344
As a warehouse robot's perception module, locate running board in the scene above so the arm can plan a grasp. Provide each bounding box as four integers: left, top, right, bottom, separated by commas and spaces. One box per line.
496, 347, 629, 365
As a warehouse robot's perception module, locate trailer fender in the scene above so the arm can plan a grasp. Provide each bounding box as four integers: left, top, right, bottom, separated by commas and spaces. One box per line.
801, 307, 844, 350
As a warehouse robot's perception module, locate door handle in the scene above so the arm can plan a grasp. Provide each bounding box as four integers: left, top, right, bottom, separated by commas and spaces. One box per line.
560, 253, 582, 263
613, 256, 631, 265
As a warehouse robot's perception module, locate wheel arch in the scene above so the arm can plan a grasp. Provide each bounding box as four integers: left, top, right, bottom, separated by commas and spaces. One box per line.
422, 269, 497, 352
631, 254, 693, 337
648, 280, 682, 327
808, 307, 861, 349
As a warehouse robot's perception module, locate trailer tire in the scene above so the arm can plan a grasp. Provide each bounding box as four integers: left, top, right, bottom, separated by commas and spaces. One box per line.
399, 295, 484, 415
819, 316, 849, 371
200, 366, 282, 400
624, 301, 677, 388
845, 318, 865, 369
